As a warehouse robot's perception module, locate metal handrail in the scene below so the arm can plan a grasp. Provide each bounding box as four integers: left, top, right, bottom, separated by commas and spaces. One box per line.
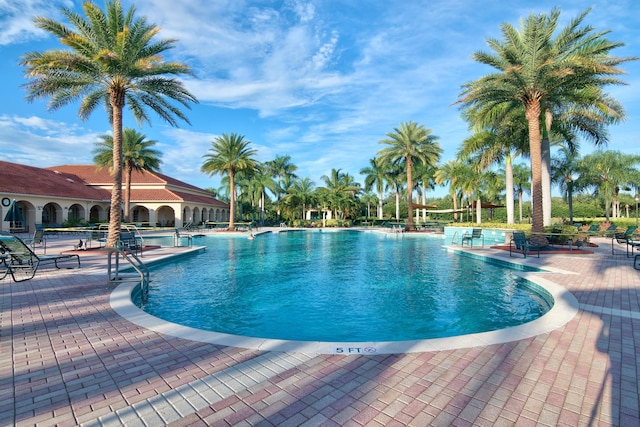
107, 247, 150, 296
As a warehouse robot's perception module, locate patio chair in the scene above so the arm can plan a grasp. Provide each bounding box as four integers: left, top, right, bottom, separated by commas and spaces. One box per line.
23, 228, 47, 254
584, 224, 599, 234
119, 231, 143, 256
546, 225, 564, 246
611, 225, 638, 255
0, 234, 80, 282
461, 228, 484, 248
509, 231, 541, 258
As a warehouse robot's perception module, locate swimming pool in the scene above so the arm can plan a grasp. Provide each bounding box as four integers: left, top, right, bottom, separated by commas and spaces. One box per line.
136, 230, 551, 342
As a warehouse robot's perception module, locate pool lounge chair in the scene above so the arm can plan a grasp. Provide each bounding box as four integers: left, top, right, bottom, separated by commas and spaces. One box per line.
0, 233, 80, 282
509, 231, 541, 258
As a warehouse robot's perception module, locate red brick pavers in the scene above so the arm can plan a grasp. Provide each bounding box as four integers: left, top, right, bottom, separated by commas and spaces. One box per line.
1, 236, 639, 426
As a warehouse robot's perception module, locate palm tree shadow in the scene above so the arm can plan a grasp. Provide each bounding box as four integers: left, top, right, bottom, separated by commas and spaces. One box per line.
578, 290, 640, 427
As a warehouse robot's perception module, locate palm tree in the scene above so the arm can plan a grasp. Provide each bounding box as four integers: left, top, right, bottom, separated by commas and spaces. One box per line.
435, 160, 465, 222
551, 146, 582, 224
285, 177, 316, 220
201, 133, 258, 231
21, 0, 197, 247
319, 169, 361, 220
457, 7, 635, 238
93, 128, 162, 222
386, 164, 406, 221
459, 105, 529, 224
249, 167, 277, 224
512, 163, 531, 223
265, 155, 298, 219
451, 160, 482, 223
378, 121, 442, 230
360, 157, 389, 220
360, 192, 378, 220
581, 150, 640, 221
541, 85, 627, 226
414, 161, 437, 224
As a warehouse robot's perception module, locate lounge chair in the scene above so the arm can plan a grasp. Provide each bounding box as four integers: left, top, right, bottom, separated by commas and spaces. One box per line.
461, 228, 484, 248
0, 234, 80, 282
509, 231, 541, 258
611, 225, 638, 256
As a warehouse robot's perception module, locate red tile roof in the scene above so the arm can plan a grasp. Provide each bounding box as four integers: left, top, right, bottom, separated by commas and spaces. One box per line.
1, 161, 228, 208
0, 161, 110, 200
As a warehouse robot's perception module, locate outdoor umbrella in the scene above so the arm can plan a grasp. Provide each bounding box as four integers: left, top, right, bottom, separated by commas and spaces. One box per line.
4, 199, 24, 224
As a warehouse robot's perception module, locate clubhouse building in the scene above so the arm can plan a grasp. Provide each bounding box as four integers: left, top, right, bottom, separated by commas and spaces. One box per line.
0, 160, 229, 233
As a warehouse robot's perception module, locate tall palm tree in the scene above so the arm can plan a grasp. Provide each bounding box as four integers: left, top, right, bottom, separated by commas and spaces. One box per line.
21, 0, 197, 247
265, 155, 298, 219
285, 177, 316, 220
541, 85, 627, 226
249, 166, 277, 224
201, 133, 258, 231
320, 169, 361, 220
581, 150, 640, 221
457, 7, 635, 238
414, 161, 437, 224
512, 163, 531, 223
451, 160, 481, 223
360, 192, 378, 220
378, 121, 442, 230
434, 160, 465, 222
93, 128, 162, 222
459, 105, 529, 224
551, 146, 582, 224
386, 164, 406, 221
360, 157, 389, 220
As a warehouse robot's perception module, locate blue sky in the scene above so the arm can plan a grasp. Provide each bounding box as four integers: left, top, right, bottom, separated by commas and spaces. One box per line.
1, 0, 638, 199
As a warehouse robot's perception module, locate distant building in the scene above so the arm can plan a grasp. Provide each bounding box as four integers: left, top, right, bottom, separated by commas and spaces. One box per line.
0, 161, 228, 233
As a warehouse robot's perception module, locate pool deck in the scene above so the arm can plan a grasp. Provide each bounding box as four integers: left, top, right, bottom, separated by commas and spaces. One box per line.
2, 230, 639, 426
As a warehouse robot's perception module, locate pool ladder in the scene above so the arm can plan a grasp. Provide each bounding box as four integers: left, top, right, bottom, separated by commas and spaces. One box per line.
107, 247, 150, 297
451, 231, 460, 245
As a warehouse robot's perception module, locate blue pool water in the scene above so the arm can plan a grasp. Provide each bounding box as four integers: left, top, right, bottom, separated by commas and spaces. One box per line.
138, 230, 551, 342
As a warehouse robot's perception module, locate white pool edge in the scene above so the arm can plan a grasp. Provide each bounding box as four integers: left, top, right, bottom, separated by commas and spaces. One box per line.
110, 269, 579, 356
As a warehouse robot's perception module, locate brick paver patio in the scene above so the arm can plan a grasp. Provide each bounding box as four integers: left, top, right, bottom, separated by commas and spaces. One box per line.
1, 233, 638, 426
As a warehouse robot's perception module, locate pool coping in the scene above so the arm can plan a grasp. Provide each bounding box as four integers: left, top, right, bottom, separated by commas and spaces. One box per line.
110, 245, 580, 355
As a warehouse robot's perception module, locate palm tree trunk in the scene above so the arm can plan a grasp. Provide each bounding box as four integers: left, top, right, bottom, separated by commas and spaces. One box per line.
229, 170, 236, 231
518, 190, 524, 222
567, 185, 574, 224
505, 154, 514, 224
542, 109, 553, 227
395, 190, 400, 220
124, 164, 132, 223
452, 192, 458, 222
476, 199, 481, 224
378, 189, 383, 219
106, 94, 124, 248
406, 158, 414, 230
526, 101, 546, 240
541, 137, 552, 226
